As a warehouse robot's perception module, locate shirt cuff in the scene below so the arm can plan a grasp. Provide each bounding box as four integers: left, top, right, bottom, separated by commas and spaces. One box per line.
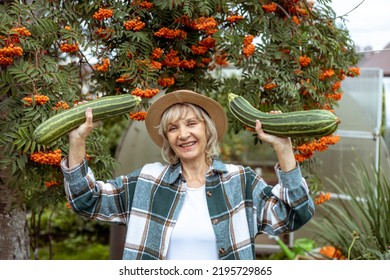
274, 162, 303, 189
61, 156, 89, 182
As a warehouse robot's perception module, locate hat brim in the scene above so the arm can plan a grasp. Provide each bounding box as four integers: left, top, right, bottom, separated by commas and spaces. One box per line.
145, 90, 228, 147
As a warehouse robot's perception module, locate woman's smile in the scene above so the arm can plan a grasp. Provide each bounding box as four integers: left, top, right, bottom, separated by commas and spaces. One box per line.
179, 141, 197, 148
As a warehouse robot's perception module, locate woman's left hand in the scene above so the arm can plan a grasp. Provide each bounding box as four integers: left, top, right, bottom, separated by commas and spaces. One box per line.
255, 111, 291, 148
255, 111, 296, 172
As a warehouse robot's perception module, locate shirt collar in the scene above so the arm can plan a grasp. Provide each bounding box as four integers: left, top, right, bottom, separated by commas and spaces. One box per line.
209, 158, 228, 174
166, 158, 228, 184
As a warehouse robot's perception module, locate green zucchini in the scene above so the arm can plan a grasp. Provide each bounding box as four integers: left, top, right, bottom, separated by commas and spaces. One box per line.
33, 94, 141, 145
228, 93, 340, 138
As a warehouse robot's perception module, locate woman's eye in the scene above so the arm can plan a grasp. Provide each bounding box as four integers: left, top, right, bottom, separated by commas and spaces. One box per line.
188, 121, 197, 126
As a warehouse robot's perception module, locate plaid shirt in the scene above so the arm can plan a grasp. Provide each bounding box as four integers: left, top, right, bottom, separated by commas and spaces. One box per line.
61, 158, 314, 260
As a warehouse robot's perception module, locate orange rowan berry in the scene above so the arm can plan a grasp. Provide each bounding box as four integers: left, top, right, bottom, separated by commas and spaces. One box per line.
319, 69, 335, 80
150, 60, 162, 70
23, 94, 50, 106
151, 48, 163, 59
93, 58, 110, 72
346, 67, 360, 77
179, 59, 196, 69
264, 83, 277, 90
129, 111, 147, 121
243, 44, 255, 58
158, 77, 175, 87
11, 26, 32, 37
294, 135, 340, 162
294, 151, 313, 162
332, 81, 341, 91
201, 57, 212, 64
60, 43, 79, 53
116, 74, 131, 83
191, 45, 208, 55
297, 7, 309, 17
0, 56, 13, 66
154, 28, 186, 39
131, 0, 153, 9
243, 35, 254, 46
325, 92, 342, 101
262, 3, 277, 13
0, 44, 23, 57
30, 149, 62, 166
53, 101, 70, 110
299, 55, 311, 67
162, 49, 180, 67
200, 37, 216, 48
314, 192, 331, 205
92, 8, 114, 21
292, 15, 300, 25
214, 53, 229, 66
131, 87, 159, 98
226, 15, 244, 23
123, 17, 146, 31
95, 27, 114, 39
192, 17, 217, 33
45, 180, 59, 188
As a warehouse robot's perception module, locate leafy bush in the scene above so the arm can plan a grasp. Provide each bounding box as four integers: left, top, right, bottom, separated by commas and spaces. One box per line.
310, 161, 390, 260
28, 200, 110, 260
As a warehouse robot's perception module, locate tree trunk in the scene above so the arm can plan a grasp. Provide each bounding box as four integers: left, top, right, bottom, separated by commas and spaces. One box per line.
0, 171, 30, 260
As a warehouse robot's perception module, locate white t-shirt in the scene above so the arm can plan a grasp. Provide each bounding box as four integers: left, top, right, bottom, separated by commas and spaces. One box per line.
166, 184, 219, 260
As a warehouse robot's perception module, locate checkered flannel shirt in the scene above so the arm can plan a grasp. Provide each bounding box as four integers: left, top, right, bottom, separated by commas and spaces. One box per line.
61, 157, 314, 260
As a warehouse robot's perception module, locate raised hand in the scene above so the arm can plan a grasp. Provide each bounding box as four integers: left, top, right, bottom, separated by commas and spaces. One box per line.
68, 102, 99, 168
69, 106, 99, 142
255, 111, 296, 172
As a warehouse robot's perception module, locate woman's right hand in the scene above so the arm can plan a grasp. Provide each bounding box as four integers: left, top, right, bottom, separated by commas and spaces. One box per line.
68, 103, 99, 168
69, 107, 97, 142
69, 99, 102, 142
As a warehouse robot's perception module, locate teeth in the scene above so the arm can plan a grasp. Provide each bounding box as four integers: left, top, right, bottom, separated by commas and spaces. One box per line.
180, 142, 195, 147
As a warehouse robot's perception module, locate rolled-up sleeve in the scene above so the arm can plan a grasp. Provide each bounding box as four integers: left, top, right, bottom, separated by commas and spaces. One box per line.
254, 163, 315, 235
61, 157, 133, 225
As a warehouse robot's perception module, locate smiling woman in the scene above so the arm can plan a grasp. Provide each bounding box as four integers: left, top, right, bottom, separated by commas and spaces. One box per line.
60, 89, 315, 260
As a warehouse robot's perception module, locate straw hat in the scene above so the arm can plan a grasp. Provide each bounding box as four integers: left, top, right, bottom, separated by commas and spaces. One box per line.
145, 89, 228, 147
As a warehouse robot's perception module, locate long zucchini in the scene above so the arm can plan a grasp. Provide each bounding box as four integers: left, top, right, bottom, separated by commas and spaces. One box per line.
228, 93, 340, 138
33, 94, 141, 145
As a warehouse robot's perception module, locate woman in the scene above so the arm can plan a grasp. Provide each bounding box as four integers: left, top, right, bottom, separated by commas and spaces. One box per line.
61, 89, 315, 260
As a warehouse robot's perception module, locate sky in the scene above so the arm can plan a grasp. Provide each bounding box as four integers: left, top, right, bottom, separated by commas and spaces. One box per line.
330, 0, 390, 52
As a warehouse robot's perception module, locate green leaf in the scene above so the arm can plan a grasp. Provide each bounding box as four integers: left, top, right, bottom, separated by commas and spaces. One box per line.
16, 155, 26, 172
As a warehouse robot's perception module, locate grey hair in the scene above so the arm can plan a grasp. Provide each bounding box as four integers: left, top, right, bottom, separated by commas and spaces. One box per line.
157, 103, 220, 164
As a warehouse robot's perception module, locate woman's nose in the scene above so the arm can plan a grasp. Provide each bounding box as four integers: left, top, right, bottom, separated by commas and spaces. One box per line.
178, 127, 189, 139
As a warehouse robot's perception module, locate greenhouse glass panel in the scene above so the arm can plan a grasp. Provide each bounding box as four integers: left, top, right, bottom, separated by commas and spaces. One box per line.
335, 68, 383, 135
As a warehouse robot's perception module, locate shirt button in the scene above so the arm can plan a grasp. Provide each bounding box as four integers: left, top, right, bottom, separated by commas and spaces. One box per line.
219, 248, 225, 254
212, 218, 219, 225
207, 191, 212, 197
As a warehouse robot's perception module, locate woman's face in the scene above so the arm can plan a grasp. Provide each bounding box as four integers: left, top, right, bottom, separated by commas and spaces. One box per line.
166, 108, 207, 163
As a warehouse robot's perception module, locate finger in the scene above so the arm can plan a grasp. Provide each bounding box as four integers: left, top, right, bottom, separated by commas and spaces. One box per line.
255, 119, 262, 130
255, 119, 264, 136
85, 107, 93, 126
85, 107, 102, 129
